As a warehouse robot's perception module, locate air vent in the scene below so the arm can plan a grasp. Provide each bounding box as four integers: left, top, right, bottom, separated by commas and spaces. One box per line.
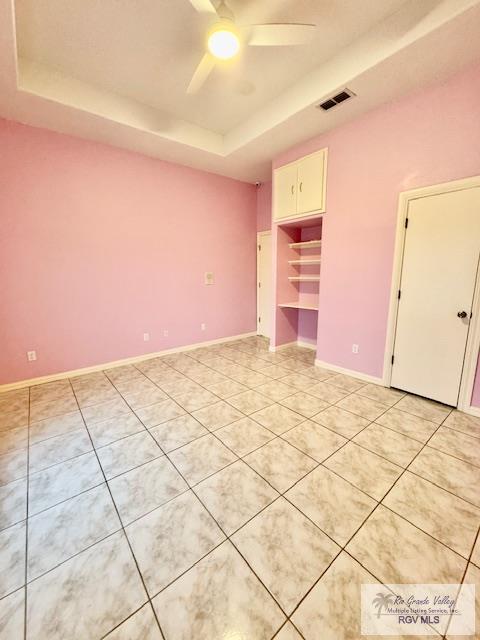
318, 89, 355, 111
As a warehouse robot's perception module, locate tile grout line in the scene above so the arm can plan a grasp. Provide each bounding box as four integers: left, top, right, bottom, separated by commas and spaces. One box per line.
55, 346, 451, 464
333, 404, 459, 640
415, 438, 480, 470
442, 525, 480, 638
244, 396, 413, 559
31, 385, 268, 525
342, 400, 453, 547
112, 359, 314, 636
67, 379, 168, 640
135, 452, 293, 635
276, 394, 458, 633
15, 399, 315, 596
20, 474, 105, 522
256, 384, 411, 514
22, 481, 202, 589
23, 385, 31, 640
9, 349, 479, 637
141, 368, 369, 637
98, 602, 158, 640
3, 339, 475, 639
98, 354, 286, 612
152, 470, 295, 636
18, 392, 474, 508
1, 357, 470, 523
273, 395, 454, 637
16, 353, 459, 547
4, 422, 380, 577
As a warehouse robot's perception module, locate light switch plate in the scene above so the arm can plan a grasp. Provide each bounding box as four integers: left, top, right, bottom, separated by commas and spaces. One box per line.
204, 272, 214, 285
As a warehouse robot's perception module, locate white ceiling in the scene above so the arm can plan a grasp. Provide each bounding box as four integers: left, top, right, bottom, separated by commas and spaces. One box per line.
1, 0, 480, 182
14, 0, 407, 134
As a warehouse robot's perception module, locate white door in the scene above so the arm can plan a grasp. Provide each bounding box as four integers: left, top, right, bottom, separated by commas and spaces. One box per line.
257, 233, 272, 338
297, 149, 326, 215
273, 163, 297, 220
391, 186, 480, 406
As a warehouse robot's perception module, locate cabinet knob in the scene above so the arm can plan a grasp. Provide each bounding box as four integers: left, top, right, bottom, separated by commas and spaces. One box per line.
299, 181, 303, 192
291, 185, 294, 195
457, 311, 468, 318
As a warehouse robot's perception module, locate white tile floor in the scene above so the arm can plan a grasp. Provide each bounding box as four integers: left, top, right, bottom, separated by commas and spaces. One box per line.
0, 336, 479, 639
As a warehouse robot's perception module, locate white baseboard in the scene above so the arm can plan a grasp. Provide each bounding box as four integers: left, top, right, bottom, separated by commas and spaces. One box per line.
464, 404, 480, 417
297, 341, 317, 351
314, 359, 384, 385
315, 360, 480, 415
0, 332, 257, 393
269, 341, 297, 353
268, 340, 316, 353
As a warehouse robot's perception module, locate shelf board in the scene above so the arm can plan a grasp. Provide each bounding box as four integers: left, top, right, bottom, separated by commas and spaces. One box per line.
288, 276, 320, 282
289, 240, 321, 249
288, 259, 321, 266
279, 302, 319, 311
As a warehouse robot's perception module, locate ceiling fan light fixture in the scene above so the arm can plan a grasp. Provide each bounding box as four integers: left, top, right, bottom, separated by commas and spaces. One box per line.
207, 25, 240, 60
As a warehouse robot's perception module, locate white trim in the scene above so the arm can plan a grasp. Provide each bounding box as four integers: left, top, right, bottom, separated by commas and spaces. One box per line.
297, 341, 316, 351
315, 359, 384, 385
257, 230, 272, 337
383, 175, 480, 413
269, 341, 297, 353
464, 405, 480, 417
0, 332, 257, 393
382, 189, 411, 385
458, 255, 480, 412
269, 340, 316, 353
273, 211, 325, 226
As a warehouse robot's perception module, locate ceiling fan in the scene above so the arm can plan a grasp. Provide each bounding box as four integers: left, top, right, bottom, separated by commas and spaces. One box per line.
187, 0, 316, 94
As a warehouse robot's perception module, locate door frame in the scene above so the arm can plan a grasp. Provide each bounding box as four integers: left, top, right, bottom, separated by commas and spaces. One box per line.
383, 175, 480, 415
257, 231, 272, 336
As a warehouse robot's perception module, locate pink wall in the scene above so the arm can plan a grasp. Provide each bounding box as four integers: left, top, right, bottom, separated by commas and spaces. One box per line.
274, 62, 480, 405
256, 181, 272, 232
0, 119, 257, 385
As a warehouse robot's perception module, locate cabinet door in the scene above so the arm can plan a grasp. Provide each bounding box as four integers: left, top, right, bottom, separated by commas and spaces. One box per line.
273, 163, 298, 220
297, 149, 326, 215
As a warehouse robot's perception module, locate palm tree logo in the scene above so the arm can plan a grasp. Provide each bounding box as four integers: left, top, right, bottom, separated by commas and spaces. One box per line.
373, 592, 395, 618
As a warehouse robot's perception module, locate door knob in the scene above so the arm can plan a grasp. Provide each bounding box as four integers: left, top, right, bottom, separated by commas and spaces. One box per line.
457, 311, 468, 318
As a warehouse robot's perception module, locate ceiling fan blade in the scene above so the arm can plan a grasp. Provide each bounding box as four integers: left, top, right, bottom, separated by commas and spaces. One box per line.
246, 23, 316, 46
188, 0, 218, 15
187, 53, 215, 94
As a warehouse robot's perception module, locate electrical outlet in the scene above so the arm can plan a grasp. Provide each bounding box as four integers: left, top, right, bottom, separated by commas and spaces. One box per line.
204, 272, 214, 285
143, 333, 150, 342
163, 329, 169, 337
352, 344, 359, 354
27, 350, 37, 362
201, 323, 206, 331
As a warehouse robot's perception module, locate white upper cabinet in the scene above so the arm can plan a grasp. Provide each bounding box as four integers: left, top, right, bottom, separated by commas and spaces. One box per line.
297, 150, 327, 215
273, 162, 298, 220
273, 148, 327, 222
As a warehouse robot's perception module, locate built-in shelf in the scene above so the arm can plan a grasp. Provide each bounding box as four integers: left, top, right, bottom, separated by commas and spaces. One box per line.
288, 276, 320, 282
288, 240, 321, 249
278, 302, 319, 311
288, 259, 321, 266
